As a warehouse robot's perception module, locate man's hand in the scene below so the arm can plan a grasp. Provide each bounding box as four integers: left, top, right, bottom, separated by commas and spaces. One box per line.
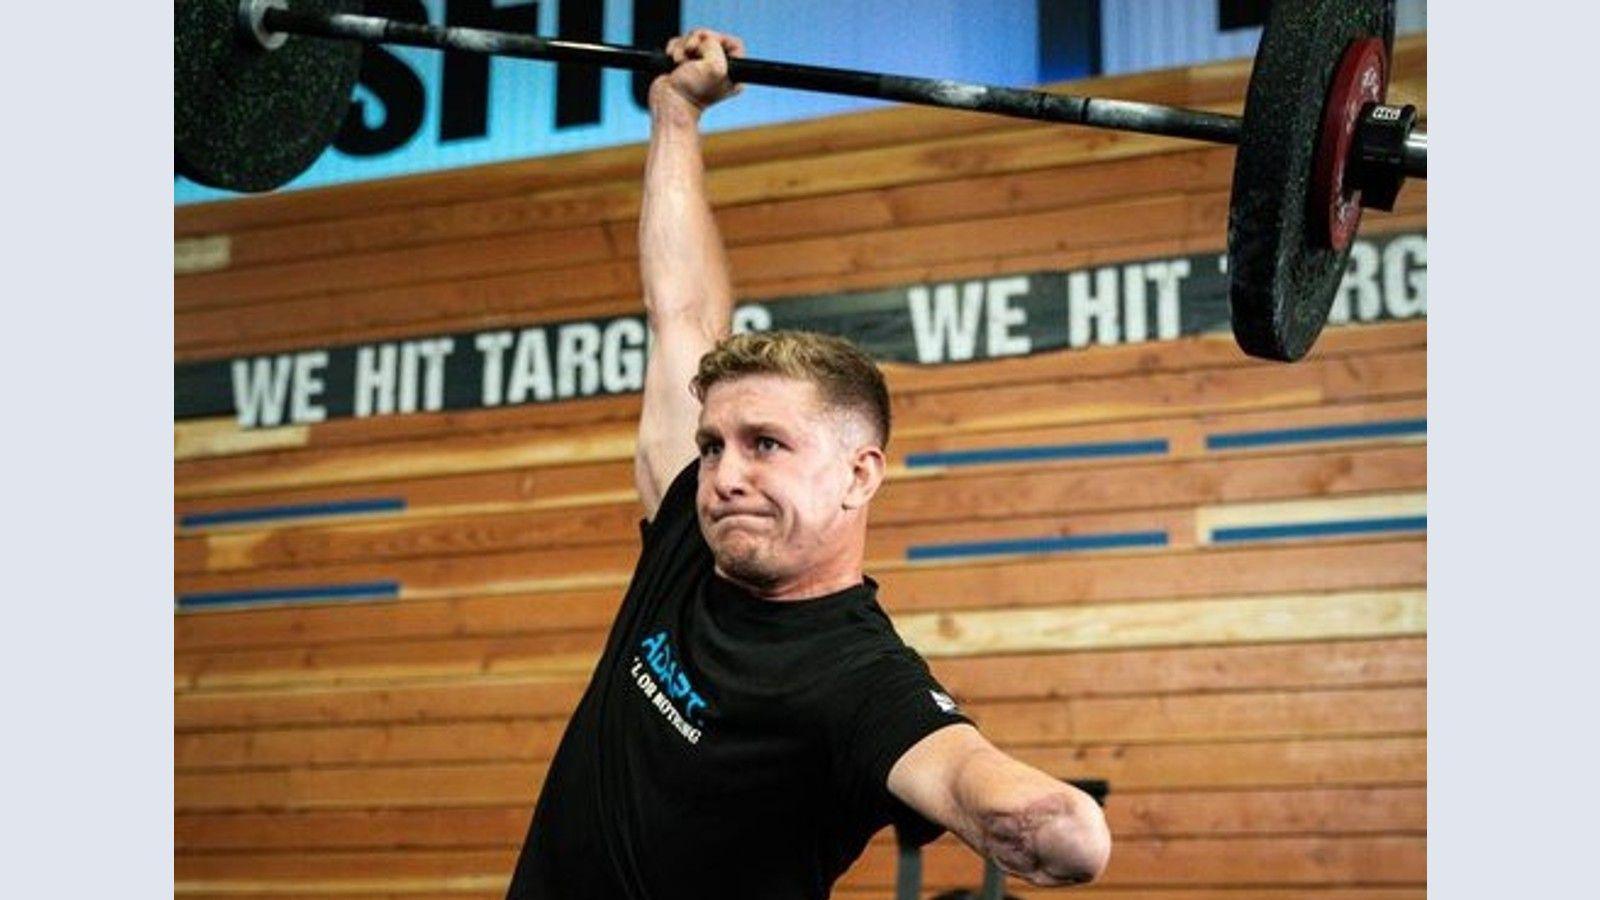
650, 28, 746, 117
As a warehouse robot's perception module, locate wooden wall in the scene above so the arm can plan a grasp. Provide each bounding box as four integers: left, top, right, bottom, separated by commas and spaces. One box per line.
174, 37, 1427, 899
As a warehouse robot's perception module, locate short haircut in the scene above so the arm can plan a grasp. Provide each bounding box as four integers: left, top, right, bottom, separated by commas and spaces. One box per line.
691, 330, 891, 449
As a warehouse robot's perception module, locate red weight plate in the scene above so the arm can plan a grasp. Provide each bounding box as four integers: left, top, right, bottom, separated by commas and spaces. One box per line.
1312, 38, 1387, 251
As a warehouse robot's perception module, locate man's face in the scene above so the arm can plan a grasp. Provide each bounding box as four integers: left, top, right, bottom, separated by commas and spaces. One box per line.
694, 375, 863, 592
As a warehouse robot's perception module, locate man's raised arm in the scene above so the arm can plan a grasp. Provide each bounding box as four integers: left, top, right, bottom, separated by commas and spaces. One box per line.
634, 29, 745, 519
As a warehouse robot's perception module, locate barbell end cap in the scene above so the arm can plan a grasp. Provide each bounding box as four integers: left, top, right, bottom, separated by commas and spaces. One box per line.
238, 0, 289, 51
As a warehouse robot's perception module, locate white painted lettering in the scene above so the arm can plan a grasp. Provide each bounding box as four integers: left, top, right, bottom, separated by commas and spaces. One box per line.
1145, 259, 1189, 340
1068, 268, 1121, 347
1383, 235, 1427, 318
908, 282, 984, 363
414, 338, 455, 412
230, 355, 294, 428
289, 351, 328, 424
985, 276, 1032, 356
474, 331, 514, 406
397, 341, 420, 413
601, 318, 646, 393
1335, 241, 1383, 322
507, 328, 554, 403
556, 323, 602, 397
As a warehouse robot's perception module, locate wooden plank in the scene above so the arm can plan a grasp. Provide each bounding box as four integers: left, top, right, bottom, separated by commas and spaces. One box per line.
175, 638, 1425, 731
836, 835, 1424, 888
176, 761, 547, 811
1197, 492, 1427, 545
176, 419, 308, 459
897, 590, 1425, 658
932, 637, 1426, 703
174, 735, 1422, 811
176, 223, 614, 310
977, 685, 1423, 747
1104, 785, 1425, 837
175, 587, 622, 652
1010, 736, 1426, 791
175, 349, 1424, 498
171, 835, 1422, 886
174, 685, 1421, 770
176, 673, 591, 730
173, 785, 1421, 850
176, 632, 604, 691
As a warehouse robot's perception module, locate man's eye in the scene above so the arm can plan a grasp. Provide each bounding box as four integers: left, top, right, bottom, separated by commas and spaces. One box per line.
699, 442, 721, 457
756, 436, 781, 452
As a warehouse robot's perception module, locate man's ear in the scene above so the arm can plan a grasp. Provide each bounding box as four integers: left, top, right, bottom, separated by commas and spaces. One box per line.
842, 443, 886, 510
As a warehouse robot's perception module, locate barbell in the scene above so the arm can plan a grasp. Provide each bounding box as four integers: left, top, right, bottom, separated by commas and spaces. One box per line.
175, 0, 1428, 362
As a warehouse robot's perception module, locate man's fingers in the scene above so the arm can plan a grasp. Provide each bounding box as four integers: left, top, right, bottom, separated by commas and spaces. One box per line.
723, 35, 746, 59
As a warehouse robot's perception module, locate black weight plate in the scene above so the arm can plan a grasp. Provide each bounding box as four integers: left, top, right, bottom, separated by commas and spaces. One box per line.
176, 0, 362, 193
1226, 0, 1395, 361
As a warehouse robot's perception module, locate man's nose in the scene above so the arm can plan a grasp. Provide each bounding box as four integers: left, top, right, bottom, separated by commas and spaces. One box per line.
711, 448, 751, 498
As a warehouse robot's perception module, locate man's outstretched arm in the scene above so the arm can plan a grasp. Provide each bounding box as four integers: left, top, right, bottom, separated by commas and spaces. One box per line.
634, 29, 745, 519
888, 723, 1112, 887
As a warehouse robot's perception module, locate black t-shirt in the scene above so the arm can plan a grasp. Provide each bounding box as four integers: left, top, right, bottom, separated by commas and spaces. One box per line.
506, 460, 972, 900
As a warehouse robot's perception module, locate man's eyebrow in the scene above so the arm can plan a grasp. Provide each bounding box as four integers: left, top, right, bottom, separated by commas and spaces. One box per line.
694, 421, 795, 444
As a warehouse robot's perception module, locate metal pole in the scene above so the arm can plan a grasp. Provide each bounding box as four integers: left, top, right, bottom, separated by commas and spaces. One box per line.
263, 7, 1427, 176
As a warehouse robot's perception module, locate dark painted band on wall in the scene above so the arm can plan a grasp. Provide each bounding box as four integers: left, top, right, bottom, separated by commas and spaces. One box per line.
177, 232, 1426, 427
177, 580, 402, 610
179, 497, 407, 529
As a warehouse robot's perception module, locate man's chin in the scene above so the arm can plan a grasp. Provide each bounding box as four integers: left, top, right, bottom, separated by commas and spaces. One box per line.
713, 546, 783, 591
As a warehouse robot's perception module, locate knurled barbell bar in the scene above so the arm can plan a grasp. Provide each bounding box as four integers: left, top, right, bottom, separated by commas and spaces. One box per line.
175, 0, 1428, 362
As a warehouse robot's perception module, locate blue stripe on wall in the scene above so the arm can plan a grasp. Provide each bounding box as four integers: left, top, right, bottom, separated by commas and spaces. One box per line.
908, 530, 1168, 561
179, 497, 407, 528
1211, 516, 1427, 544
906, 439, 1168, 469
176, 580, 401, 610
1206, 418, 1426, 451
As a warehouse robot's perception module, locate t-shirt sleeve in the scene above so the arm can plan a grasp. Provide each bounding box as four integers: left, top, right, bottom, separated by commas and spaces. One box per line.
826, 647, 974, 845
637, 458, 700, 550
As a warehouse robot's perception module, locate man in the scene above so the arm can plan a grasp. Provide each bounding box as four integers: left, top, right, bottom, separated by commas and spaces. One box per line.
506, 28, 1111, 899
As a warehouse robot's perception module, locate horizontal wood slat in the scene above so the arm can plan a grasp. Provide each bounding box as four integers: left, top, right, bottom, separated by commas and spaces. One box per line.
175, 735, 1425, 811
175, 638, 1425, 732
175, 785, 1423, 851
174, 685, 1422, 770
172, 834, 1422, 887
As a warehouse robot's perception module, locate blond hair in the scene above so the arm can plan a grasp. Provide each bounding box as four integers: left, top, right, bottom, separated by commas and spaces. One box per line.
691, 330, 891, 449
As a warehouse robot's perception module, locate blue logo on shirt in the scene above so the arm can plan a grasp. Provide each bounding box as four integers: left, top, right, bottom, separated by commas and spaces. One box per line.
640, 630, 709, 722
